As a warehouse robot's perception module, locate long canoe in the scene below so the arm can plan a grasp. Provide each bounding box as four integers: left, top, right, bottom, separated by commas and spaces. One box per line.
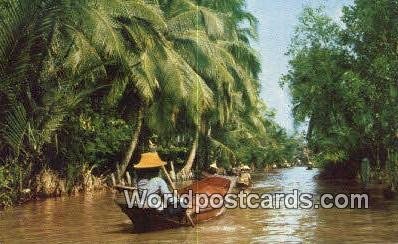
116, 175, 236, 232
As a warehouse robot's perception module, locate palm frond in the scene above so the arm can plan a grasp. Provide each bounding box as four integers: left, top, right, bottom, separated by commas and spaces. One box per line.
209, 136, 236, 160
0, 0, 38, 74
167, 6, 226, 39
219, 40, 261, 78
77, 2, 126, 60
103, 0, 167, 31
1, 104, 28, 157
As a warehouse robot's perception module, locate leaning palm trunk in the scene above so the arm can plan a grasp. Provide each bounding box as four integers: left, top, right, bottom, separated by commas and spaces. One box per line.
117, 107, 144, 181
179, 130, 199, 178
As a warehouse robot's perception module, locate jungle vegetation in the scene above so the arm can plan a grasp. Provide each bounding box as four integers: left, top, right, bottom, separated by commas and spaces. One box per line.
0, 0, 300, 207
283, 1, 397, 186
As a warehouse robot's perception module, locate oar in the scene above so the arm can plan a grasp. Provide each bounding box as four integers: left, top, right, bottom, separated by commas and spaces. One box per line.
161, 165, 176, 190
161, 164, 195, 227
185, 209, 195, 227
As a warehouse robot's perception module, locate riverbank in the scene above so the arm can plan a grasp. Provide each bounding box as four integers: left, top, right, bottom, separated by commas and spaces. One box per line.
0, 166, 108, 210
3, 161, 395, 211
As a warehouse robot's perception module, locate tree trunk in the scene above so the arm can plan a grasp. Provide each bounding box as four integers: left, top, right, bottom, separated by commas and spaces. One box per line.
180, 129, 199, 176
117, 107, 144, 181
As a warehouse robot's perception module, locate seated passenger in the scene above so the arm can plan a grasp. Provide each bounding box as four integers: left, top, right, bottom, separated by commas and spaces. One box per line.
134, 152, 184, 216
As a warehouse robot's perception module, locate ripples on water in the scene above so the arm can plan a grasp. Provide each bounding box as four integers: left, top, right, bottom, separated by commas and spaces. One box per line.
1, 167, 398, 243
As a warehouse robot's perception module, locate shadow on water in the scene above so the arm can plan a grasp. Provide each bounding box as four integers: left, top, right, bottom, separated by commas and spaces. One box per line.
1, 167, 398, 243
105, 223, 135, 234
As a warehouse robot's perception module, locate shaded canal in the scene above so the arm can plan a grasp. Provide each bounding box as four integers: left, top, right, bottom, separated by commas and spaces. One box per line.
1, 167, 398, 243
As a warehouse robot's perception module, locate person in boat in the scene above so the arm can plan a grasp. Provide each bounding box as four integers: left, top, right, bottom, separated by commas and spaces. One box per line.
200, 162, 221, 178
237, 165, 252, 187
306, 161, 313, 170
134, 152, 185, 216
201, 162, 218, 177
209, 162, 218, 174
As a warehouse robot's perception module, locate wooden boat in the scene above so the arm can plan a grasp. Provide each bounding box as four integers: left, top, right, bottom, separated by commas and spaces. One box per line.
115, 176, 236, 233
236, 181, 252, 188
236, 172, 252, 188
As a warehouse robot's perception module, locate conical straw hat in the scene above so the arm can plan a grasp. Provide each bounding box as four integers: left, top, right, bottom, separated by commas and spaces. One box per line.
241, 165, 250, 170
210, 162, 218, 169
133, 152, 166, 169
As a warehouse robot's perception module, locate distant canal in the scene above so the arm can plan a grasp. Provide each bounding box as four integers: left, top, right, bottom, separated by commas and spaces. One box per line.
1, 167, 398, 243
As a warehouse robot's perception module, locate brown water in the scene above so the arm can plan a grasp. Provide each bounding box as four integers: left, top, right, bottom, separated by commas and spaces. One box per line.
1, 167, 398, 243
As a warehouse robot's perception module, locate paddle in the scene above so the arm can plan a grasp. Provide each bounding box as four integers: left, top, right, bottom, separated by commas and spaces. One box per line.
161, 165, 176, 190
161, 165, 195, 227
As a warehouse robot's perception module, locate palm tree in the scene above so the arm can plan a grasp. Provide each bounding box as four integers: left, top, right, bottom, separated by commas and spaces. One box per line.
161, 0, 263, 173
1, 0, 269, 186
0, 0, 178, 180
105, 0, 217, 178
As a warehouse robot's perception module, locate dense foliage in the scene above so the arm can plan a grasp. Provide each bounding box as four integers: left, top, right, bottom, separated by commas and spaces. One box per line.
0, 0, 299, 207
283, 1, 397, 181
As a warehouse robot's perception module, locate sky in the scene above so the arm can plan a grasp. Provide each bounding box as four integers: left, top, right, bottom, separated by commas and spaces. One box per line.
245, 0, 352, 132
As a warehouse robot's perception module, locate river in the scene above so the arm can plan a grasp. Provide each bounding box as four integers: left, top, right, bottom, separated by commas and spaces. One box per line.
1, 167, 398, 243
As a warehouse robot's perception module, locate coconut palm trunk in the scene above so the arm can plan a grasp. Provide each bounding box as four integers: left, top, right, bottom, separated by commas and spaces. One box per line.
180, 129, 200, 177
117, 107, 144, 180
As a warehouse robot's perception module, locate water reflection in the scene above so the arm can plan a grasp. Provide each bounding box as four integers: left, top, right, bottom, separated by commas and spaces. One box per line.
1, 167, 398, 243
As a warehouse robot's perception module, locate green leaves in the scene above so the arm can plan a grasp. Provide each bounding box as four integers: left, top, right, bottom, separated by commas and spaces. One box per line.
285, 2, 398, 170
104, 0, 167, 31
0, 0, 282, 199
1, 104, 28, 158
167, 1, 226, 39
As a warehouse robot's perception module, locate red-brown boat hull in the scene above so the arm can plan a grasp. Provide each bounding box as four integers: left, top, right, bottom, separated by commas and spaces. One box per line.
116, 176, 235, 232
